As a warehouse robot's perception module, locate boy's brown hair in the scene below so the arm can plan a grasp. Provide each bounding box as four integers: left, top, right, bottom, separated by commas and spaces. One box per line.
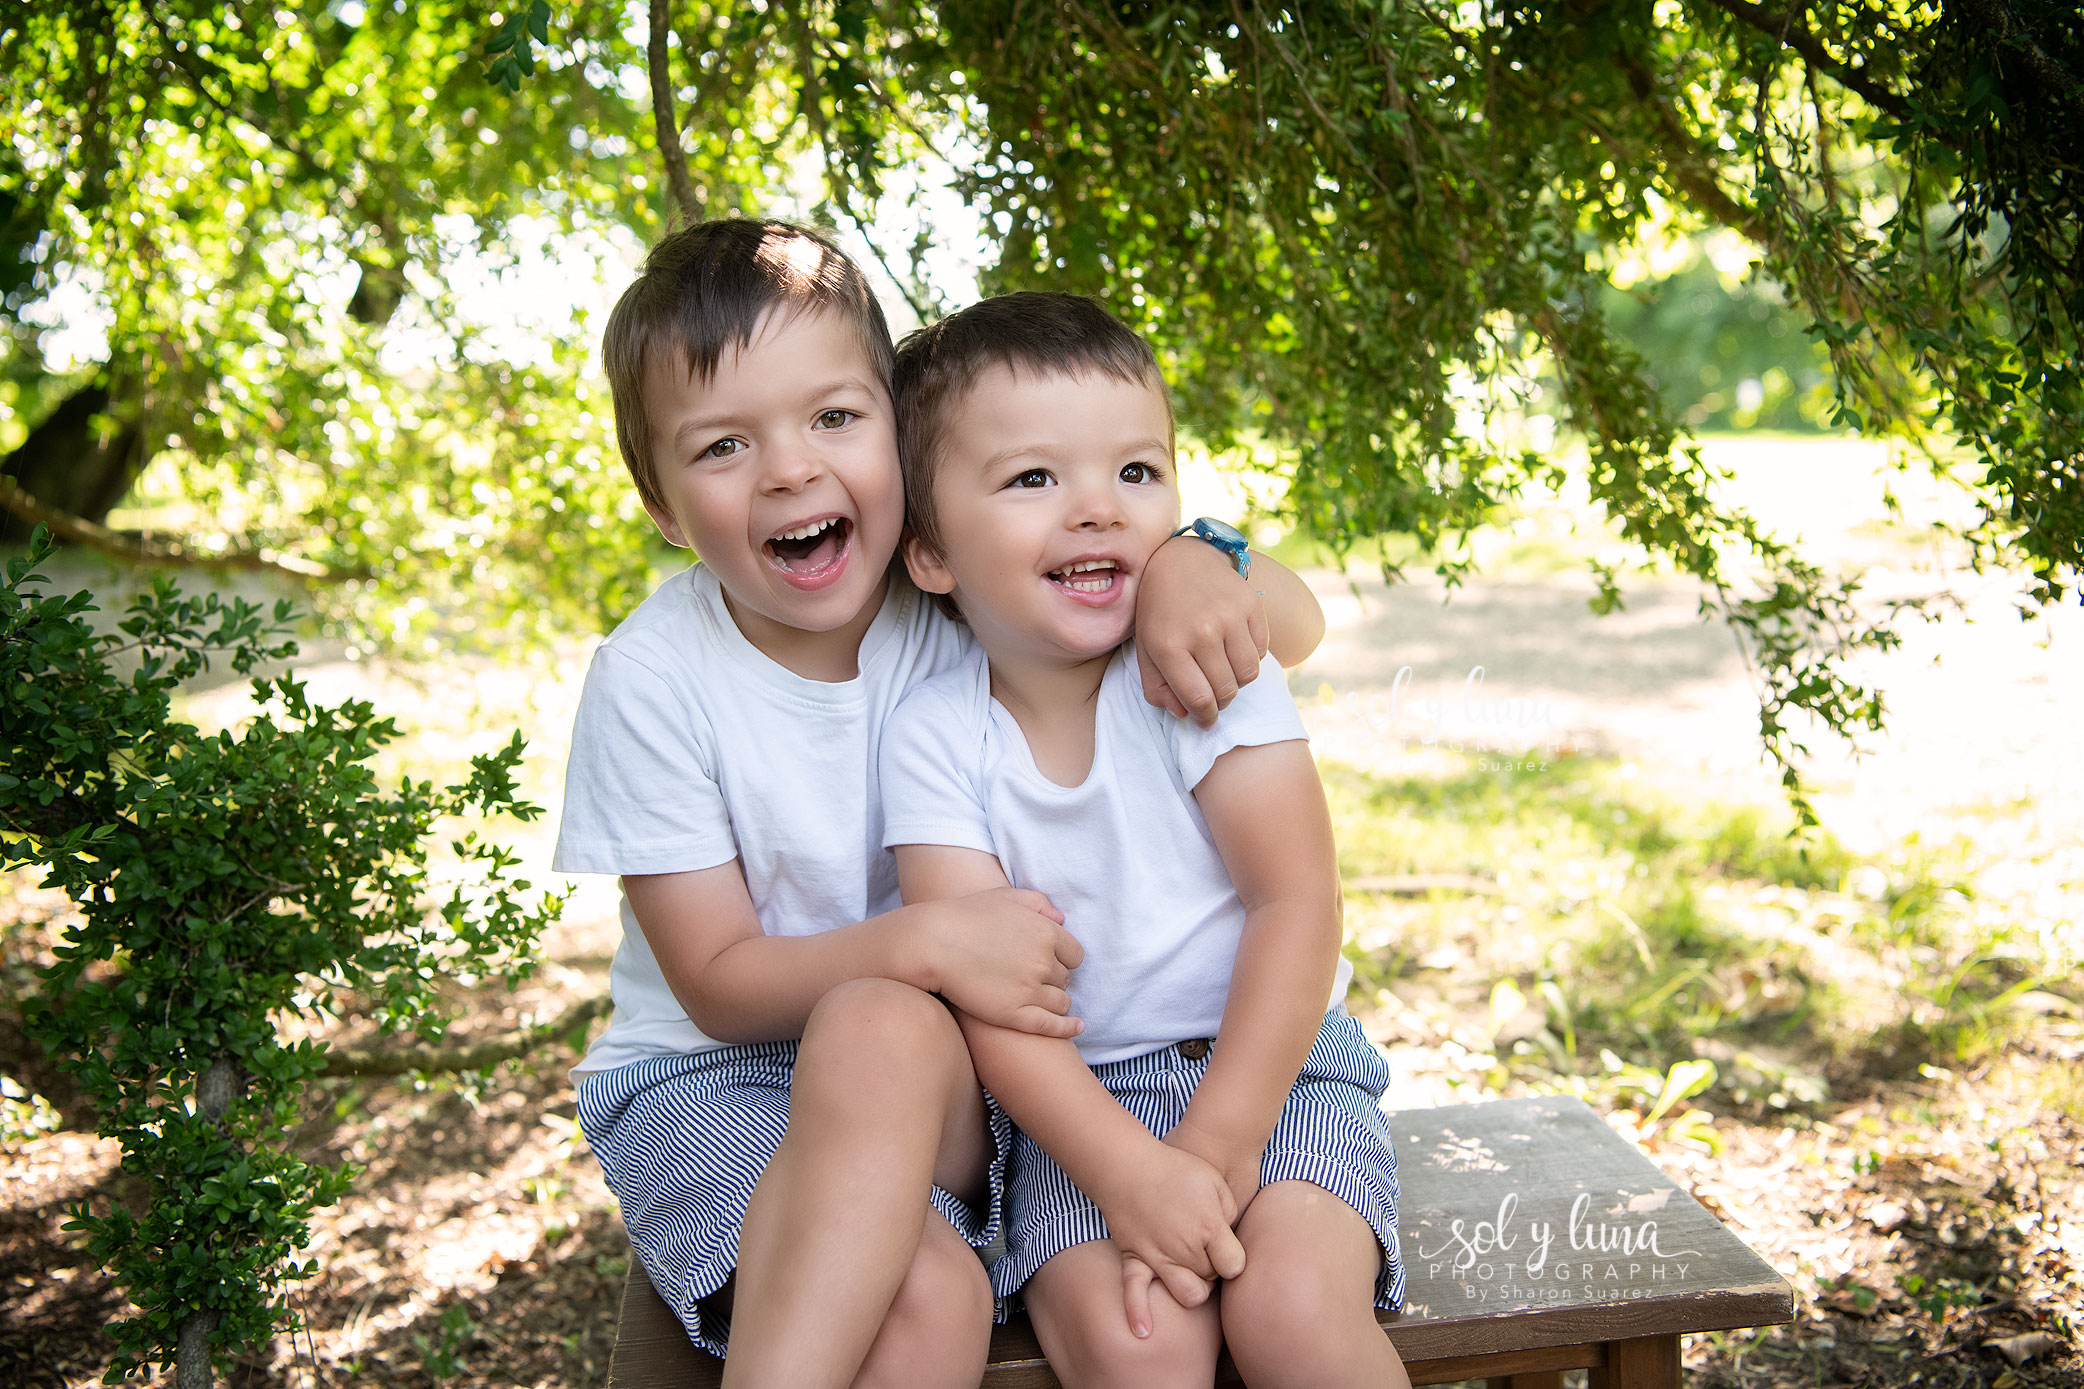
892, 292, 1172, 579
602, 219, 895, 516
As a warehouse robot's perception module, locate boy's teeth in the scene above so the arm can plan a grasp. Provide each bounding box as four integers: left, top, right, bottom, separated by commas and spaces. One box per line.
1050, 560, 1118, 592
774, 518, 838, 542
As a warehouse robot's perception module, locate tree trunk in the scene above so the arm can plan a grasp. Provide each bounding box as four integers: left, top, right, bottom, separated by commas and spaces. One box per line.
0, 378, 147, 545
172, 1056, 243, 1389
175, 1309, 219, 1389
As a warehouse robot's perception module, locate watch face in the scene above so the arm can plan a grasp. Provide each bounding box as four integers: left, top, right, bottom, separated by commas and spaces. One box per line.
1196, 517, 1249, 550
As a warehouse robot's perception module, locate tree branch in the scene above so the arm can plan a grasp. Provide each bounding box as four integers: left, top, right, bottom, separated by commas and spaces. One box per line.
1695, 0, 1916, 121
1245, 0, 1395, 201
647, 0, 704, 225
316, 995, 611, 1078
1613, 53, 1774, 242
142, 9, 334, 189
1952, 0, 2084, 123
844, 221, 939, 327
0, 479, 366, 584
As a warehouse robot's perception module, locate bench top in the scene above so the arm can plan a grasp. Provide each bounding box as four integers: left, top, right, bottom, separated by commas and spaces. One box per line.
1377, 1094, 1787, 1358
608, 1094, 1791, 1387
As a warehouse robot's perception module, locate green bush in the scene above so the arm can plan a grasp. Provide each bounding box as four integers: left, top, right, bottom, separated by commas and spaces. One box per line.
1, 529, 560, 1386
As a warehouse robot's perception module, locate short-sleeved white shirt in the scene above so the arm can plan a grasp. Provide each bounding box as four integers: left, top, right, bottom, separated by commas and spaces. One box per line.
879, 645, 1353, 1064
554, 564, 972, 1074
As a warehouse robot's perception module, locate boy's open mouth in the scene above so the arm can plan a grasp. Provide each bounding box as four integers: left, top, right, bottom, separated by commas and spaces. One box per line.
765, 516, 852, 581
1047, 559, 1121, 596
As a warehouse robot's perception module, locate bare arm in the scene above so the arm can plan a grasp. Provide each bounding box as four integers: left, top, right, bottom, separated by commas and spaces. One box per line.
1253, 552, 1328, 669
623, 860, 1080, 1044
1169, 738, 1344, 1204
892, 844, 1149, 1175
1137, 537, 1326, 727
894, 843, 1246, 1314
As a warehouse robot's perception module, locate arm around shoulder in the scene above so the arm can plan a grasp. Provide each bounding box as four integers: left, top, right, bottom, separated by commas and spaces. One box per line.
1250, 551, 1327, 669
1133, 535, 1325, 727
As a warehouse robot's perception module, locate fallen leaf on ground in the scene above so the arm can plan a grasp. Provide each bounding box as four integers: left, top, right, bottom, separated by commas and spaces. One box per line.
1988, 1332, 2058, 1366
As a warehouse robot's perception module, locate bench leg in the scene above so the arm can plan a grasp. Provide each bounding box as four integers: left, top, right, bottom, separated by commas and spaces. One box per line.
1588, 1335, 1681, 1389
1488, 1374, 1566, 1389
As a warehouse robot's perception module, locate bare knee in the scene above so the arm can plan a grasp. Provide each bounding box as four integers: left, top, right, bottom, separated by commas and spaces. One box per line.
1052, 1315, 1213, 1389
1225, 1246, 1343, 1326
888, 1231, 992, 1340
1222, 1272, 1338, 1370
1222, 1248, 1379, 1378
798, 978, 966, 1091
1030, 1281, 1218, 1389
852, 1234, 992, 1389
805, 977, 957, 1050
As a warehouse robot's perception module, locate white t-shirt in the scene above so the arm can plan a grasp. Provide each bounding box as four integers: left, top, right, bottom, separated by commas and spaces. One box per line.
879, 646, 1353, 1064
554, 563, 972, 1074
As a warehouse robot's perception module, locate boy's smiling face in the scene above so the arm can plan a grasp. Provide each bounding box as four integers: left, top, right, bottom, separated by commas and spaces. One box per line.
906, 365, 1180, 666
641, 307, 903, 657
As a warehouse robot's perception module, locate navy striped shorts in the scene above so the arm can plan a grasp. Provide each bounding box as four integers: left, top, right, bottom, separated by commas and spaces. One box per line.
996, 1008, 1405, 1310
576, 1040, 1014, 1357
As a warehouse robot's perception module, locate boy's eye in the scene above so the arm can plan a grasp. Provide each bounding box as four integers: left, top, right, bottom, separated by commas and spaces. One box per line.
701, 437, 744, 460
1121, 461, 1161, 484
815, 408, 857, 430
1009, 468, 1054, 489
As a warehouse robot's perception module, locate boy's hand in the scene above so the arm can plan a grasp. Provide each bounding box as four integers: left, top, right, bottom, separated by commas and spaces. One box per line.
1091, 1138, 1247, 1334
1118, 1254, 1165, 1341
1164, 1115, 1264, 1219
921, 888, 1086, 1039
1136, 534, 1269, 729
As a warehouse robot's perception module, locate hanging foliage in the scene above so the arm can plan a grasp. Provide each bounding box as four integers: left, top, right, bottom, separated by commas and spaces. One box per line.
0, 0, 2076, 810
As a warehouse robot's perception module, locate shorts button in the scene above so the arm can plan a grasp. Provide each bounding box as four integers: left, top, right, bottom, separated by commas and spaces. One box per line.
1177, 1038, 1211, 1060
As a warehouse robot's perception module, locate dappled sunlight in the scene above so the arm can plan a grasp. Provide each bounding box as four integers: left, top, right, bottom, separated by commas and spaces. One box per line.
5, 501, 2076, 1382
2, 0, 2077, 1379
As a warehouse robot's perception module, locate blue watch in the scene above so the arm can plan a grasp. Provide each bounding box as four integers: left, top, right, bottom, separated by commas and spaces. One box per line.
1172, 517, 1251, 578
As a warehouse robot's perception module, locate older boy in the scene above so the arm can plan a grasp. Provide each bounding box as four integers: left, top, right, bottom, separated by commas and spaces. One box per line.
881, 293, 1408, 1389
556, 222, 1325, 1389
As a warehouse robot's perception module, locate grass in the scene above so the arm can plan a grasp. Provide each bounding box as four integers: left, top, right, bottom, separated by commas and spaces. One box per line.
1328, 751, 2079, 1122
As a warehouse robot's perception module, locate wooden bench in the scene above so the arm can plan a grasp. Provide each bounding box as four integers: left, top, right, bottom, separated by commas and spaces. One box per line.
606, 1095, 1791, 1387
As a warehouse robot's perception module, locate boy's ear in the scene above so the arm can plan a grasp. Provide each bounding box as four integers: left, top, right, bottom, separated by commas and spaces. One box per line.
903, 533, 956, 595
643, 497, 690, 549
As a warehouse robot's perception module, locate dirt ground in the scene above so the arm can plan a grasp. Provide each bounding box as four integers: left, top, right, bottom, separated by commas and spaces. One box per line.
2, 436, 2078, 1387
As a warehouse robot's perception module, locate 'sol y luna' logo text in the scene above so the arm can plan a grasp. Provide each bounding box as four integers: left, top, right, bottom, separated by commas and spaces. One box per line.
1415, 1191, 1704, 1278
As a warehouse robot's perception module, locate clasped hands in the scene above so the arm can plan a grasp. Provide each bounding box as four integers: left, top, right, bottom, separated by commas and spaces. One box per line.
1093, 1118, 1263, 1340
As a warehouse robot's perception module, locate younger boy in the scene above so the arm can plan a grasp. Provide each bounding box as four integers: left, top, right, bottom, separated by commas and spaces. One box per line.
555, 221, 1325, 1388
881, 293, 1409, 1388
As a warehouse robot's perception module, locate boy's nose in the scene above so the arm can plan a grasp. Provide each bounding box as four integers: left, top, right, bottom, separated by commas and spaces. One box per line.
1070, 484, 1127, 530
760, 442, 823, 491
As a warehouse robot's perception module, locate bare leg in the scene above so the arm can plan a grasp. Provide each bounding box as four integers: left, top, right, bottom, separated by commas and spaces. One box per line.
1024, 1239, 1222, 1389
723, 978, 994, 1389
1220, 1180, 1410, 1389
851, 1207, 996, 1389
